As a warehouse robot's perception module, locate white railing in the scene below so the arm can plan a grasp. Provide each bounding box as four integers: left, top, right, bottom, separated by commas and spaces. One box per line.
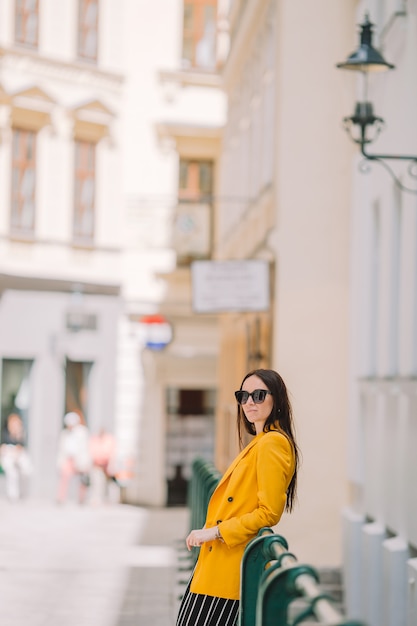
343, 377, 417, 626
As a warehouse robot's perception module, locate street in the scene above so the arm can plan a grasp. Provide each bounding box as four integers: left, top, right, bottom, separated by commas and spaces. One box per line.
0, 499, 189, 626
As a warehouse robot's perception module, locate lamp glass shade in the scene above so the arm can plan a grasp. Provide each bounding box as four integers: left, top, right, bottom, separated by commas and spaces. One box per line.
337, 15, 395, 72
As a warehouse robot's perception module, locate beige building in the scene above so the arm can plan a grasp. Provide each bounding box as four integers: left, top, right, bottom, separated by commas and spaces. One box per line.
213, 0, 355, 568
214, 2, 417, 622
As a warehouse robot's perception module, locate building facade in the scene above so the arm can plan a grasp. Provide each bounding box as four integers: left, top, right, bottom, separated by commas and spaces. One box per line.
341, 1, 417, 624
0, 0, 227, 505
0, 0, 123, 497
214, 0, 355, 569
117, 0, 227, 506
3, 3, 416, 622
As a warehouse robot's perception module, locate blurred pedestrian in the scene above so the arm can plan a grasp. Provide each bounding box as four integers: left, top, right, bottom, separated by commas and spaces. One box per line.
0, 413, 32, 502
56, 412, 91, 505
176, 369, 299, 626
89, 428, 117, 505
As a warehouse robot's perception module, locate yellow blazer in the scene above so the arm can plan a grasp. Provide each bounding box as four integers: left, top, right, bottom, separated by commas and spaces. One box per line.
190, 429, 295, 600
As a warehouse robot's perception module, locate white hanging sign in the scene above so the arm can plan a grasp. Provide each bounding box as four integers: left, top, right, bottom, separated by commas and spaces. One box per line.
191, 260, 270, 313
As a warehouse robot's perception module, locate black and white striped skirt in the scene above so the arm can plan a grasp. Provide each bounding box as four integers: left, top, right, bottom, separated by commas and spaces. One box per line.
176, 579, 239, 626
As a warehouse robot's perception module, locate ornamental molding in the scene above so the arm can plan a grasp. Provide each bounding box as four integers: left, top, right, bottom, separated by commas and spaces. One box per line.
0, 82, 11, 104
0, 46, 124, 94
71, 99, 114, 142
12, 85, 56, 111
72, 98, 114, 125
358, 377, 417, 396
156, 121, 223, 138
159, 68, 222, 90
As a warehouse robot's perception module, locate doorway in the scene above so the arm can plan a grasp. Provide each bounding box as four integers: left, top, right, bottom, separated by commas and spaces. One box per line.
165, 387, 216, 506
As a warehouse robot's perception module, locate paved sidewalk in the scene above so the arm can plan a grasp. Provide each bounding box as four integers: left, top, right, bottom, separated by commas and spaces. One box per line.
0, 499, 190, 626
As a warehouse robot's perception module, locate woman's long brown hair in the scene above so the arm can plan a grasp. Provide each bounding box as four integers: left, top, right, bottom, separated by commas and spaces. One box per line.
236, 368, 299, 512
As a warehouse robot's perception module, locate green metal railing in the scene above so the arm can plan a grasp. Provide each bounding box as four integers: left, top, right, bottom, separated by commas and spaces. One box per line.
240, 528, 367, 626
187, 459, 368, 625
188, 457, 221, 541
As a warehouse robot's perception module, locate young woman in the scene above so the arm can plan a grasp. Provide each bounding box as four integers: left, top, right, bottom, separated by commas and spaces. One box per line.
176, 368, 299, 626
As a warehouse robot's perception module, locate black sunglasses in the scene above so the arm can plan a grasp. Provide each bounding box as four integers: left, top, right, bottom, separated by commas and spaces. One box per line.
235, 389, 272, 405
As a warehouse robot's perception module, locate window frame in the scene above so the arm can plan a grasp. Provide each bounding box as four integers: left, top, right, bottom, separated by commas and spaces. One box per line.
14, 0, 39, 48
73, 139, 96, 247
182, 0, 218, 70
10, 128, 37, 239
77, 0, 99, 63
175, 158, 214, 265
178, 158, 214, 202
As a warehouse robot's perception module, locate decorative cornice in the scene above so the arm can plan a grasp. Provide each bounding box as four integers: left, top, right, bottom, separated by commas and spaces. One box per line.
156, 121, 223, 140
0, 272, 121, 296
73, 99, 114, 118
0, 231, 120, 254
71, 98, 115, 141
0, 46, 124, 93
358, 377, 417, 396
0, 82, 12, 104
13, 85, 56, 103
159, 68, 222, 89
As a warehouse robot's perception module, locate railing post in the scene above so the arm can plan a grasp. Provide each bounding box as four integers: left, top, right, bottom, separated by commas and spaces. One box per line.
187, 464, 371, 626
257, 563, 319, 626
187, 458, 221, 562
239, 527, 369, 626
239, 530, 288, 626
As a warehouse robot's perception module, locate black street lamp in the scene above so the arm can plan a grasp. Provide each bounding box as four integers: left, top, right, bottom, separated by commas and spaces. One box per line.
337, 14, 417, 193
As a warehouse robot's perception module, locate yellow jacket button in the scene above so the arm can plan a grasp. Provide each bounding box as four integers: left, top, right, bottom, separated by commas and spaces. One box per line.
216, 520, 222, 524
209, 546, 212, 552
227, 497, 233, 502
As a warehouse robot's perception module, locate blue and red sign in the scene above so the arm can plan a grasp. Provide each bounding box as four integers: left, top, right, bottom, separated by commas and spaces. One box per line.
140, 314, 173, 351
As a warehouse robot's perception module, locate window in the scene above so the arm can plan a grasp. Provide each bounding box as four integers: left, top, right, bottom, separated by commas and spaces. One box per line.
11, 128, 36, 237
1, 359, 33, 444
78, 0, 99, 62
175, 159, 214, 264
74, 140, 95, 245
182, 0, 217, 70
15, 0, 39, 48
179, 159, 213, 201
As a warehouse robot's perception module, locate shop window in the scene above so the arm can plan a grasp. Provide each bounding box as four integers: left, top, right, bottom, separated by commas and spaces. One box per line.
11, 128, 36, 238
182, 0, 217, 70
78, 0, 99, 62
73, 140, 95, 246
64, 359, 92, 425
0, 359, 32, 444
15, 0, 39, 48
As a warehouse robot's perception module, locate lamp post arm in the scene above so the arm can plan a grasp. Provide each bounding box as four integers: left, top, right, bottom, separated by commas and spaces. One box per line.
379, 8, 407, 44
360, 144, 417, 163
357, 126, 417, 194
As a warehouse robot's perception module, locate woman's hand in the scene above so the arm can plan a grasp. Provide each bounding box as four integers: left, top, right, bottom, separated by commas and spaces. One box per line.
186, 526, 219, 551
